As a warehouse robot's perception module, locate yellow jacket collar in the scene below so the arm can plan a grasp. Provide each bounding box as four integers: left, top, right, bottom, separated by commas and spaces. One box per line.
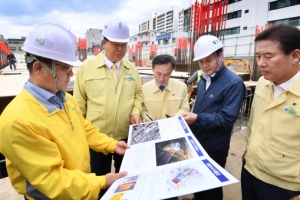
261, 75, 300, 97
150, 79, 171, 93
288, 75, 300, 96
96, 51, 130, 69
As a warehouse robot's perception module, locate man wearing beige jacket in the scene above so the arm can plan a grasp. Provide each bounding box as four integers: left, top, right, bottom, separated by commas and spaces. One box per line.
141, 54, 190, 122
73, 18, 143, 199
241, 24, 300, 200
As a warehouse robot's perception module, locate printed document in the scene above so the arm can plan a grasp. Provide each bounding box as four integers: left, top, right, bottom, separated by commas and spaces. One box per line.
101, 116, 238, 200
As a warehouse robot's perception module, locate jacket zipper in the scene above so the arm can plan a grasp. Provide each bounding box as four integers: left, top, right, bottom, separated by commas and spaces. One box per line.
114, 74, 120, 94
63, 103, 74, 130
202, 90, 207, 99
199, 83, 209, 110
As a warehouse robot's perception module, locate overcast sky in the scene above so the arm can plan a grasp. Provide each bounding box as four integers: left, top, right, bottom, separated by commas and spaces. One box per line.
0, 0, 191, 39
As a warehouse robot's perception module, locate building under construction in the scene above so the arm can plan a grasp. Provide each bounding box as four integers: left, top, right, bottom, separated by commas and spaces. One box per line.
126, 0, 300, 81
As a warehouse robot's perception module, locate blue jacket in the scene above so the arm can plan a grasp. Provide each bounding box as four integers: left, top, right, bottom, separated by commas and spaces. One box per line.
190, 65, 246, 152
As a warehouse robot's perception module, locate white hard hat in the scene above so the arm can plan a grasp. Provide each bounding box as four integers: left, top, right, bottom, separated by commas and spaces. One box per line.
22, 23, 82, 66
193, 35, 223, 61
102, 17, 130, 43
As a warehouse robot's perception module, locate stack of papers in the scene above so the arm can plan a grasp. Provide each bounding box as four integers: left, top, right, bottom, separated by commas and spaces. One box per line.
101, 116, 238, 200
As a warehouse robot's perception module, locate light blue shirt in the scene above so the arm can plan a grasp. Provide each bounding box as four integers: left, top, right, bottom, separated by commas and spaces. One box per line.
26, 81, 65, 110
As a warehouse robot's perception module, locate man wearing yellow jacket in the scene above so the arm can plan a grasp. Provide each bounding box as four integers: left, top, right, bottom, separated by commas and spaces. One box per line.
73, 18, 143, 198
141, 54, 190, 122
241, 25, 300, 199
0, 23, 129, 200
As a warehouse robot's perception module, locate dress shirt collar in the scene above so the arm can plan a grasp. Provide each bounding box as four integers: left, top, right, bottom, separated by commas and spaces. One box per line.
103, 53, 121, 70
26, 81, 65, 109
272, 70, 300, 99
26, 81, 55, 101
277, 70, 300, 90
202, 72, 216, 80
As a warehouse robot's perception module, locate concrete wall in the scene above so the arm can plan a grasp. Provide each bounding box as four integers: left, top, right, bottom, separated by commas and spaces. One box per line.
268, 5, 300, 22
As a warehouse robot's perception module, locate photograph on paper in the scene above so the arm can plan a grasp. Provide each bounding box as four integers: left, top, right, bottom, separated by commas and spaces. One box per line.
155, 137, 194, 166
121, 175, 139, 183
115, 181, 137, 193
130, 121, 161, 145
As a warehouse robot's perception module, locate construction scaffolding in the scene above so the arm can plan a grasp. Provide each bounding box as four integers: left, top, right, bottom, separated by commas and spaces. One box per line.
125, 0, 230, 77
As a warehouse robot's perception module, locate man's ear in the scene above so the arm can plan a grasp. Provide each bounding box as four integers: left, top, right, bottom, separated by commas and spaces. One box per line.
218, 52, 223, 58
291, 49, 300, 65
32, 61, 43, 75
102, 39, 107, 46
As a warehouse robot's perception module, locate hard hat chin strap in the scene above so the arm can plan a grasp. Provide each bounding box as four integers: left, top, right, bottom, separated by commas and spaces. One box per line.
33, 56, 65, 102
214, 52, 223, 73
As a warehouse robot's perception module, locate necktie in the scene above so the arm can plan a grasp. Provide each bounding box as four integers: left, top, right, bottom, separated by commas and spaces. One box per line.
112, 63, 119, 86
159, 85, 165, 91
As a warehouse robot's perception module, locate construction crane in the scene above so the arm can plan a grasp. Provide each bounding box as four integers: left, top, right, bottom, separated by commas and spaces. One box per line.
224, 59, 251, 74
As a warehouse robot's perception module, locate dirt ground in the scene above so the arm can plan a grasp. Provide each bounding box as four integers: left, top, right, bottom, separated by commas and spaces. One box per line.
223, 129, 246, 200
0, 129, 246, 200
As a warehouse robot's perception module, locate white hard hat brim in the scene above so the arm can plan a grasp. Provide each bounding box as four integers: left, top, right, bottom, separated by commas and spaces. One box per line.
22, 47, 83, 67
105, 36, 129, 43
193, 52, 213, 61
62, 59, 83, 67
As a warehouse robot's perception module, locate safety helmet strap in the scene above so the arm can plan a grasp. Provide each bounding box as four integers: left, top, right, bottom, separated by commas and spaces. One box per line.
33, 55, 62, 97
213, 52, 223, 73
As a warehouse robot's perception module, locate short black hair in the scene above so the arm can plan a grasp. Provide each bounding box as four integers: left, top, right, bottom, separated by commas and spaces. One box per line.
26, 53, 52, 74
215, 48, 223, 56
152, 54, 176, 70
254, 24, 300, 55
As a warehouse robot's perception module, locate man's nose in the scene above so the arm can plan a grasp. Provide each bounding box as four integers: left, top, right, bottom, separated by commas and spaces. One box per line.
257, 57, 266, 68
116, 45, 122, 51
69, 69, 74, 77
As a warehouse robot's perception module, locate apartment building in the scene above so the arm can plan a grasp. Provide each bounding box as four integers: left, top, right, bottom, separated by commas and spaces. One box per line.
178, 7, 192, 32
223, 0, 300, 56
85, 28, 103, 50
138, 6, 180, 33
128, 6, 184, 58
7, 37, 26, 53
6, 37, 26, 62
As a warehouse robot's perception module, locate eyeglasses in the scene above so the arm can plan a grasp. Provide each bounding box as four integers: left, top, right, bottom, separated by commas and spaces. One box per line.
57, 64, 73, 73
35, 57, 73, 74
